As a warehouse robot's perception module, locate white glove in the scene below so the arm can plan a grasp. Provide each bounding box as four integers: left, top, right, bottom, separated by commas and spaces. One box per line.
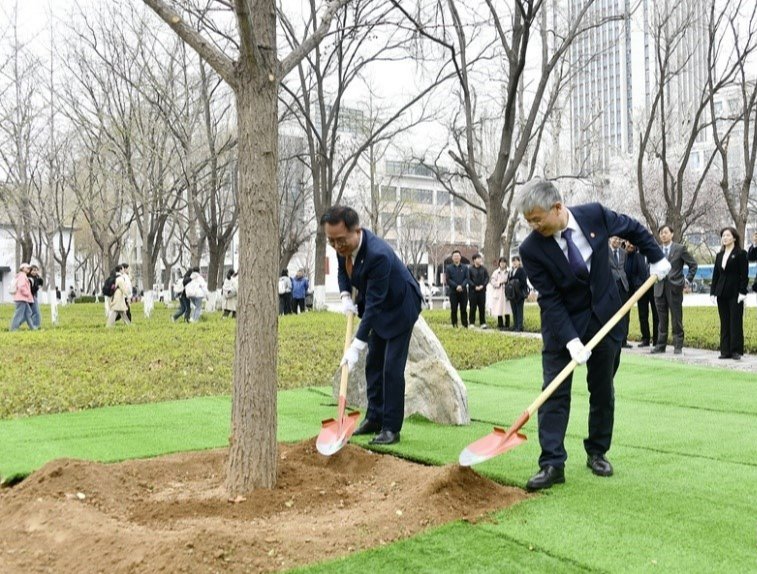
340, 294, 358, 316
738, 293, 747, 304
340, 338, 368, 372
710, 295, 717, 305
566, 338, 591, 365
649, 257, 672, 280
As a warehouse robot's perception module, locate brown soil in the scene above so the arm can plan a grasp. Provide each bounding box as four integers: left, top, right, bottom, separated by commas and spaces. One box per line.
0, 439, 528, 573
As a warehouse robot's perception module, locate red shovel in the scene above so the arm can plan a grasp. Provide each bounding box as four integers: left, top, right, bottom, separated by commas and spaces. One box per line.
316, 310, 361, 456
459, 274, 658, 466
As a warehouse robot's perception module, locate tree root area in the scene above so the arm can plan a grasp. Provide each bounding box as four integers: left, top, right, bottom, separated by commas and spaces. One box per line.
0, 438, 528, 573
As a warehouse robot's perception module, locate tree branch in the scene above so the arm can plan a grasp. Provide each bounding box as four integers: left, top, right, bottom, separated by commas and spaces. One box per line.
142, 0, 237, 88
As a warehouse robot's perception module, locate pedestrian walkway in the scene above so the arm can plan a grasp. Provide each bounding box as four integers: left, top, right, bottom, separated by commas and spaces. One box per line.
620, 342, 756, 372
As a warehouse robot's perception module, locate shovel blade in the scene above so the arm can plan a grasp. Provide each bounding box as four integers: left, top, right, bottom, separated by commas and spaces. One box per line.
316, 411, 361, 456
458, 427, 527, 467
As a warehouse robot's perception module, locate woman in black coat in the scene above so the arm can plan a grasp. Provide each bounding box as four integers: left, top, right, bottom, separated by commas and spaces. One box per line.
710, 227, 749, 360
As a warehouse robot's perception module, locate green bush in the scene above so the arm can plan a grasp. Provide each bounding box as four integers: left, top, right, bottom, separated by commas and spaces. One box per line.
1, 300, 750, 419
0, 304, 540, 419
74, 296, 98, 304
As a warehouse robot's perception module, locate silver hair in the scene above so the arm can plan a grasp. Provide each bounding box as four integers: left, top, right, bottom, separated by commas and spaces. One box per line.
514, 179, 563, 214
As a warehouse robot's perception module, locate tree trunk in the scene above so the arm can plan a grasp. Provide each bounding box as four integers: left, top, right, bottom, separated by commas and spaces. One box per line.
226, 76, 279, 495
313, 227, 327, 284
482, 196, 507, 263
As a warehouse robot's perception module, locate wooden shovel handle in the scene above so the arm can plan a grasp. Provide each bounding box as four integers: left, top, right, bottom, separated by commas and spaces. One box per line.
526, 274, 658, 417
338, 311, 355, 400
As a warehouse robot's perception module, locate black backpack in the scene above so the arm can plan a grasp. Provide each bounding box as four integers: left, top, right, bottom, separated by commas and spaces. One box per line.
102, 276, 117, 297
504, 279, 518, 301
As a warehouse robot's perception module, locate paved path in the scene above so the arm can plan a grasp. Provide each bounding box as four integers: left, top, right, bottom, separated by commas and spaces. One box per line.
467, 324, 756, 373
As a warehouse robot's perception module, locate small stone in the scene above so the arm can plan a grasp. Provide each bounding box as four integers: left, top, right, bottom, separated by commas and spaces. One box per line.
214, 549, 225, 559
284, 500, 294, 508
76, 492, 86, 501
395, 510, 403, 517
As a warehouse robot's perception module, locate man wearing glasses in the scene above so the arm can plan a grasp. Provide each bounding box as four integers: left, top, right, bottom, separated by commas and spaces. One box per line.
321, 205, 423, 445
516, 180, 670, 491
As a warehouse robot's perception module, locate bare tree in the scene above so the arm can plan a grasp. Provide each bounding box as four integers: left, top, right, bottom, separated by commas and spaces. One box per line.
635, 0, 750, 239
278, 133, 315, 269
398, 0, 612, 261
279, 0, 450, 293
0, 3, 42, 265
142, 0, 353, 493
707, 0, 757, 240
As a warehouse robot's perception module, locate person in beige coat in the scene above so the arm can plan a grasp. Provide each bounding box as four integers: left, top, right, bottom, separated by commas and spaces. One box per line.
106, 267, 132, 327
221, 269, 238, 318
489, 257, 512, 331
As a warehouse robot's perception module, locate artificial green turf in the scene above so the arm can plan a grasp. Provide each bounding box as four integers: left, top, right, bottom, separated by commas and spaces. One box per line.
3, 355, 757, 572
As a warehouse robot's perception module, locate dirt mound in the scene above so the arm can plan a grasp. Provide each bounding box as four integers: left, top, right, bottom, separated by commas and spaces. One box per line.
0, 441, 529, 573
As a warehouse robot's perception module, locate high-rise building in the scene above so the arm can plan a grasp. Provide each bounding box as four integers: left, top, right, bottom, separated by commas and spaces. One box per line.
569, 0, 708, 174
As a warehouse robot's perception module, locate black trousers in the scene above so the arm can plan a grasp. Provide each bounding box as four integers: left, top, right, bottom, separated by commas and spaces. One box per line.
655, 284, 684, 349
511, 298, 524, 331
293, 298, 306, 313
616, 281, 629, 344
449, 289, 468, 327
717, 296, 744, 356
537, 315, 621, 469
364, 327, 414, 433
636, 288, 658, 345
469, 289, 486, 325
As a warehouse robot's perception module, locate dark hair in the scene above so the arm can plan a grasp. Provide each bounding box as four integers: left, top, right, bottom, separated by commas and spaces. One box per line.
119, 262, 130, 269
451, 249, 461, 256
720, 226, 741, 251
227, 269, 235, 280
658, 224, 674, 234
511, 256, 521, 263
320, 205, 360, 230
280, 269, 288, 277
498, 257, 508, 264
113, 265, 123, 275
472, 253, 482, 261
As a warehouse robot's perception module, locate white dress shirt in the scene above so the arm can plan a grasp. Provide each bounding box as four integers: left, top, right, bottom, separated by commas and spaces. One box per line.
552, 209, 593, 273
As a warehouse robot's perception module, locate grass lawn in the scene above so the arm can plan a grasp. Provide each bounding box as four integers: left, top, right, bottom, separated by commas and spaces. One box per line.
0, 303, 541, 419
2, 351, 756, 572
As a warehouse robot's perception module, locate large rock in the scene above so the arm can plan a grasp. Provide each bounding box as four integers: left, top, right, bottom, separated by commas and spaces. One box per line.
332, 315, 470, 425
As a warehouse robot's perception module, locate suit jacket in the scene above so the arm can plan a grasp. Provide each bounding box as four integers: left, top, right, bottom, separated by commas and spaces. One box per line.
710, 249, 748, 299
508, 267, 528, 301
337, 228, 422, 341
653, 242, 698, 297
624, 250, 650, 292
445, 263, 470, 293
747, 244, 757, 262
609, 247, 629, 292
519, 203, 664, 352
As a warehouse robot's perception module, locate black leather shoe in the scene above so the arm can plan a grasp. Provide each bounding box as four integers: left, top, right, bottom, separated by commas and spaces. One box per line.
525, 466, 565, 491
673, 348, 683, 355
650, 346, 666, 354
353, 419, 382, 436
621, 343, 633, 349
732, 354, 742, 361
718, 354, 732, 359
586, 454, 613, 477
369, 430, 400, 445
638, 340, 650, 348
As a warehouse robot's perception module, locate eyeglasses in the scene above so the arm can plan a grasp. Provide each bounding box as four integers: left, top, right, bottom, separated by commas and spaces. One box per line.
327, 235, 352, 248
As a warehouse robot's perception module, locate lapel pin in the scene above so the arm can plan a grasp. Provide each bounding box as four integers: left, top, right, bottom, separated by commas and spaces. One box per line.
590, 232, 596, 238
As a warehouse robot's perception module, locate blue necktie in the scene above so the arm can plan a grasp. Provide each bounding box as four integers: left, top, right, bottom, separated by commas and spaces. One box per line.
562, 228, 589, 280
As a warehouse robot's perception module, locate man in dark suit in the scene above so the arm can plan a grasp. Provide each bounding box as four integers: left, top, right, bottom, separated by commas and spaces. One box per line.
515, 180, 669, 491
748, 232, 757, 262
624, 242, 658, 347
651, 225, 697, 355
508, 256, 528, 332
321, 205, 422, 446
608, 236, 631, 348
445, 250, 470, 328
